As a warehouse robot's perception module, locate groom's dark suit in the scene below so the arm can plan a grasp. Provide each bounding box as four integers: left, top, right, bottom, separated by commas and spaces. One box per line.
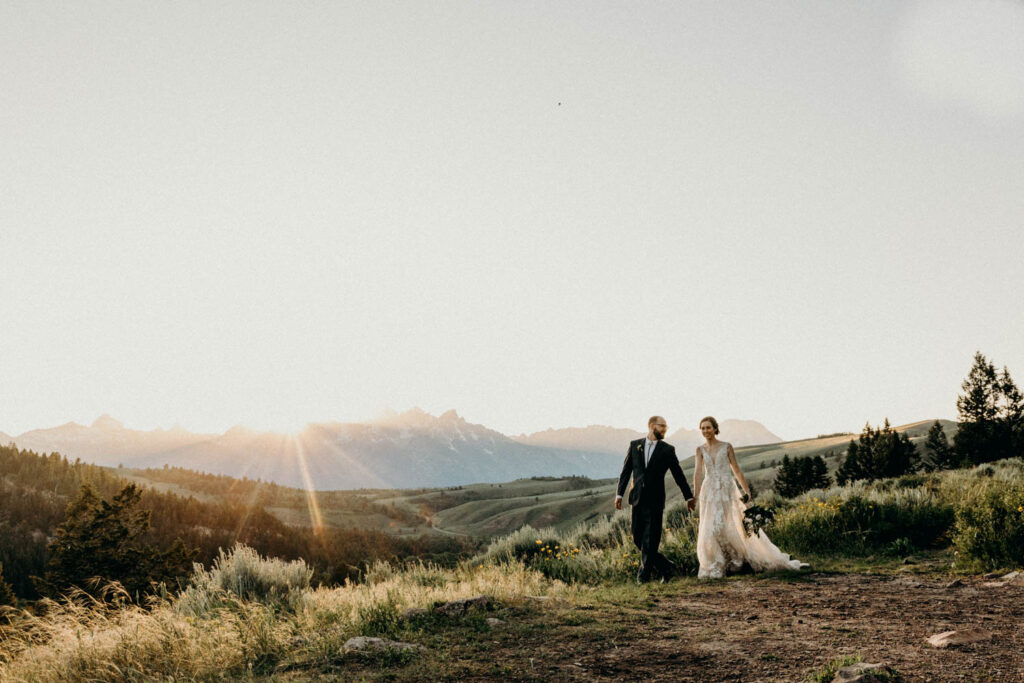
617, 438, 693, 581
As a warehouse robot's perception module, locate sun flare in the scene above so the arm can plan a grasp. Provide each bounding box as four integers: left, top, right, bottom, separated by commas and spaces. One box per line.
238, 416, 311, 435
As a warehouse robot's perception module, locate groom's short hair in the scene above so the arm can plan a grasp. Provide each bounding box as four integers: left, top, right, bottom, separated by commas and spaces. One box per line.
648, 415, 665, 427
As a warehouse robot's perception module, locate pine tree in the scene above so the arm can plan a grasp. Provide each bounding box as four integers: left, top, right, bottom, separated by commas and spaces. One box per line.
955, 352, 1001, 465
35, 483, 197, 601
808, 455, 831, 490
772, 455, 798, 497
836, 436, 869, 485
921, 420, 957, 471
958, 352, 1000, 422
954, 353, 1024, 464
870, 419, 919, 478
998, 366, 1024, 458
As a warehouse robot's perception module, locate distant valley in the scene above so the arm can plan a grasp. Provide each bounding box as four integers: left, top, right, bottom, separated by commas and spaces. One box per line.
118, 419, 954, 540
2, 410, 782, 490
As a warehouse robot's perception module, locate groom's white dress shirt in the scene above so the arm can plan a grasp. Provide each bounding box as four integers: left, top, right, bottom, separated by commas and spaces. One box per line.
644, 437, 656, 466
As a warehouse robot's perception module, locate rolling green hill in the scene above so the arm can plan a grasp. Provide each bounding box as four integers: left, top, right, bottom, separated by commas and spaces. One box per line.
119, 420, 959, 540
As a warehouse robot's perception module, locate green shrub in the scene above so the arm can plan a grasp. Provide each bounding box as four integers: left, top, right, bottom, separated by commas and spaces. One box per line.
356, 599, 402, 637
887, 537, 915, 557
952, 482, 1024, 570
770, 490, 954, 556
176, 544, 312, 616
474, 503, 701, 584
807, 654, 861, 683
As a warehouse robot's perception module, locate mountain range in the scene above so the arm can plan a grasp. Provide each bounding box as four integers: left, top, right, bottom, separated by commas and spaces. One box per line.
516, 419, 782, 457
1, 410, 781, 490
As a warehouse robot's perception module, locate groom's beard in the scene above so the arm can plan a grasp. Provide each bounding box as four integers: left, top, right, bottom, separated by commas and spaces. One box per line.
652, 431, 665, 440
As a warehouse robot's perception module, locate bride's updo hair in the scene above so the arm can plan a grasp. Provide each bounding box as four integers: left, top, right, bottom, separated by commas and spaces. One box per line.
700, 416, 720, 435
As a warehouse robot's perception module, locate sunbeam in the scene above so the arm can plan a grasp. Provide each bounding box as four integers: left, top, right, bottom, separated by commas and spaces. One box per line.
291, 433, 325, 536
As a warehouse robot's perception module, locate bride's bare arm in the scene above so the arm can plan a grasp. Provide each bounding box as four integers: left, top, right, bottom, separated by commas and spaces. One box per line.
693, 449, 703, 499
727, 444, 751, 499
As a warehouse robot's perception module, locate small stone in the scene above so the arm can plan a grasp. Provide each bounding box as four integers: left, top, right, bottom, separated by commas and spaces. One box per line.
403, 607, 427, 618
926, 628, 993, 648
944, 579, 964, 589
1002, 571, 1022, 584
834, 662, 887, 682
746, 614, 759, 621
432, 595, 493, 617
344, 636, 425, 653
981, 581, 1007, 588
486, 617, 505, 626
982, 572, 1000, 579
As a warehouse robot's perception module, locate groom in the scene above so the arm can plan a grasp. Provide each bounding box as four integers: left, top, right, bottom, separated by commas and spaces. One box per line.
615, 416, 696, 583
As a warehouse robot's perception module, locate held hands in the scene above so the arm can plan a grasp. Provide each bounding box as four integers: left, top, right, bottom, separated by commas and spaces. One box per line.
615, 496, 623, 511
686, 498, 696, 513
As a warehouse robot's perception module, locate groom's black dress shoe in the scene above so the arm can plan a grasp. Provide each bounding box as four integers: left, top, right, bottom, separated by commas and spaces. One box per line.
636, 572, 652, 585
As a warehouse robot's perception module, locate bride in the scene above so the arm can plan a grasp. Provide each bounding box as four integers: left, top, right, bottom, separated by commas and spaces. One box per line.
693, 416, 807, 579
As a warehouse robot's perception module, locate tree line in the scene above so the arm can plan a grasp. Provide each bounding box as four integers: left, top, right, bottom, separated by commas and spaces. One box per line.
0, 444, 473, 604
772, 351, 1023, 498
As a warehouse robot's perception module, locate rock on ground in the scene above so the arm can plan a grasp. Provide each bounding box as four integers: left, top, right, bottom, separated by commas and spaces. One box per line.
432, 594, 492, 617
834, 662, 888, 682
925, 628, 993, 648
344, 637, 425, 653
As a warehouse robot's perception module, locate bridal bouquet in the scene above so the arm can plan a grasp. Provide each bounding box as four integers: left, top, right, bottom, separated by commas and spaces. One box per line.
742, 505, 774, 537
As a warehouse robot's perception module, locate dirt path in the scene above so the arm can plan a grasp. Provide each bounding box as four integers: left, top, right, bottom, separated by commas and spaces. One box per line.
570, 572, 1024, 682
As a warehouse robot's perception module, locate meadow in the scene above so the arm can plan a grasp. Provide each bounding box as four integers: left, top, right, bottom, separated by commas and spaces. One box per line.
2, 457, 1022, 681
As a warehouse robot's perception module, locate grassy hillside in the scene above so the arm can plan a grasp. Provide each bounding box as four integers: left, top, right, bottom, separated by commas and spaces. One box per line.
0, 446, 473, 600
122, 466, 621, 538
117, 420, 959, 541
3, 456, 1021, 682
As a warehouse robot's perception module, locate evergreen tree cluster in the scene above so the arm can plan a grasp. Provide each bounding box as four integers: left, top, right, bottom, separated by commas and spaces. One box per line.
835, 419, 919, 485
772, 454, 831, 498
36, 483, 197, 601
953, 351, 1024, 466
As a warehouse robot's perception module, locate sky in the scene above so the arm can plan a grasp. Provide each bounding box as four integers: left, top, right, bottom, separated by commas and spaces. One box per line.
2, 0, 1023, 441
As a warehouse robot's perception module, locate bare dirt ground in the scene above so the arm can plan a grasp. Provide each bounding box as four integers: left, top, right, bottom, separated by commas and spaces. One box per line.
565, 572, 1024, 682
305, 569, 1024, 682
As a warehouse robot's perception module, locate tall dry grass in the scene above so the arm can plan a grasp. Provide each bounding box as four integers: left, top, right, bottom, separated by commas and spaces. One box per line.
0, 545, 571, 682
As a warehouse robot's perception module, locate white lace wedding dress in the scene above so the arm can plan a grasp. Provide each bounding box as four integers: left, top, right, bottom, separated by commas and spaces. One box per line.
697, 441, 806, 579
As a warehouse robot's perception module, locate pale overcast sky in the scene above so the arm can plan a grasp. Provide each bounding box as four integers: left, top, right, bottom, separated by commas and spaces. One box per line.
2, 1, 1023, 440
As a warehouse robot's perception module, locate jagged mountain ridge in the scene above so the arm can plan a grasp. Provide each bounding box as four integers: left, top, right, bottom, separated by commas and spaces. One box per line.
514, 419, 782, 455
7, 414, 216, 465
1, 410, 781, 489
3, 410, 622, 489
